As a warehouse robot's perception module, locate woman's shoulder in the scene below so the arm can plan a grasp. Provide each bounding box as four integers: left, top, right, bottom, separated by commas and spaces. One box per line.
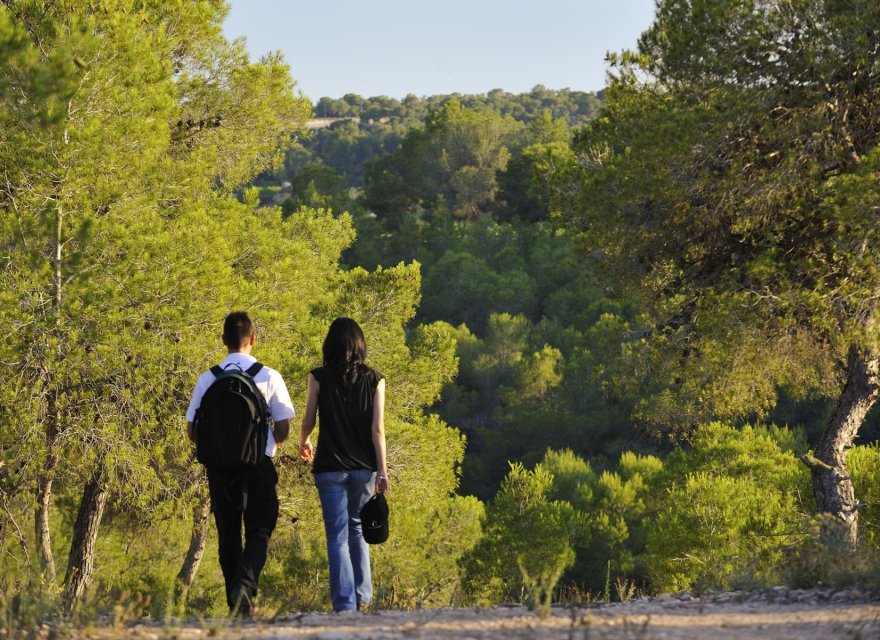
310, 365, 331, 381
363, 366, 385, 386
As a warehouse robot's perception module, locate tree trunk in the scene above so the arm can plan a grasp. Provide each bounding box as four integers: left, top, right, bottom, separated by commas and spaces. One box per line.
174, 497, 210, 603
802, 346, 880, 547
35, 193, 65, 582
62, 463, 108, 611
34, 394, 59, 582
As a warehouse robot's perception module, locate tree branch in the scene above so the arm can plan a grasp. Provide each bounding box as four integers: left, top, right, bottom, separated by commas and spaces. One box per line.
800, 453, 834, 473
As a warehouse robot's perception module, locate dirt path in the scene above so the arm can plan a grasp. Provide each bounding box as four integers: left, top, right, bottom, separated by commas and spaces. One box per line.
71, 598, 880, 640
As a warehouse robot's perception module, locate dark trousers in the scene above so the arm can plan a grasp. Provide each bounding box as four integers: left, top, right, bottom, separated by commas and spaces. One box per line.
207, 456, 279, 609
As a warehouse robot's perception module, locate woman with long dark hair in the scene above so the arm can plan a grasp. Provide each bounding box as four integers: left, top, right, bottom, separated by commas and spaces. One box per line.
298, 317, 388, 612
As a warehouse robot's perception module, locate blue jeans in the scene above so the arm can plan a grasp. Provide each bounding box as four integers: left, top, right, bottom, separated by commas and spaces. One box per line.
314, 469, 376, 611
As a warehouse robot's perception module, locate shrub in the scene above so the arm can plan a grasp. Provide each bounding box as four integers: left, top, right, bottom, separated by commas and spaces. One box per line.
850, 444, 880, 550
644, 422, 809, 592
559, 449, 663, 594
645, 472, 796, 592
458, 462, 580, 606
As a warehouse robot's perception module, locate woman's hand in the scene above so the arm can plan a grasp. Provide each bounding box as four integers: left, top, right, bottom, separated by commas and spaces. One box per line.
298, 374, 319, 463
376, 473, 389, 494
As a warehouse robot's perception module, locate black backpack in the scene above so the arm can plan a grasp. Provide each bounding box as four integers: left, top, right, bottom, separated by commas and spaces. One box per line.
194, 362, 272, 470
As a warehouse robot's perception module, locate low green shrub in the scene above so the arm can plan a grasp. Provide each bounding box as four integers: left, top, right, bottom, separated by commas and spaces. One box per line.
644, 472, 796, 592
644, 423, 810, 592
850, 444, 880, 550
458, 462, 581, 606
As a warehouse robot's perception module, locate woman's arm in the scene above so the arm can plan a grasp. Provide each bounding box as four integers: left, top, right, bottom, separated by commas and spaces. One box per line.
298, 373, 319, 462
372, 378, 389, 493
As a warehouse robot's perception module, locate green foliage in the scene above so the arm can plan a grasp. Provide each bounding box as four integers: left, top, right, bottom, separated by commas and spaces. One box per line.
780, 515, 880, 590
305, 119, 410, 187
436, 303, 639, 499
464, 424, 815, 600
0, 581, 63, 638
540, 449, 597, 509
273, 89, 601, 203
661, 423, 811, 506
546, 0, 880, 435
280, 163, 355, 216
460, 446, 669, 604
459, 462, 580, 606
583, 456, 662, 587
645, 423, 810, 592
93, 512, 225, 618
313, 88, 602, 126
421, 253, 536, 333
361, 100, 524, 220
538, 449, 663, 594
850, 444, 880, 550
336, 209, 639, 502
646, 473, 789, 592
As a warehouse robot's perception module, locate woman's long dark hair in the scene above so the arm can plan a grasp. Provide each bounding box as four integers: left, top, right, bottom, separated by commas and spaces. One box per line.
322, 317, 367, 384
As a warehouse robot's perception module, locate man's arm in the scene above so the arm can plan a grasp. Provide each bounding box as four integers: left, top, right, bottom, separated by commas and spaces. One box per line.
185, 372, 210, 443
273, 419, 290, 444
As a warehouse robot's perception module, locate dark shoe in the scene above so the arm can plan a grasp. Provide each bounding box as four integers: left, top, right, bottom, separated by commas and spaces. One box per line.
230, 587, 252, 620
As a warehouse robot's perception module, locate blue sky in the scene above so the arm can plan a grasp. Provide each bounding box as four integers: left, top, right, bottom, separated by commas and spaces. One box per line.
223, 0, 657, 101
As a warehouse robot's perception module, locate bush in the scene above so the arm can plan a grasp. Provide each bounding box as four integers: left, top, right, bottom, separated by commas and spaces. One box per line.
458, 462, 580, 606
542, 449, 662, 595
644, 423, 810, 592
850, 444, 880, 550
782, 515, 880, 590
645, 472, 796, 592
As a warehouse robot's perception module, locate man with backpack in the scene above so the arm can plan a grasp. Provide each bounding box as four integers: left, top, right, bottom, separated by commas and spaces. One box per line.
185, 311, 295, 617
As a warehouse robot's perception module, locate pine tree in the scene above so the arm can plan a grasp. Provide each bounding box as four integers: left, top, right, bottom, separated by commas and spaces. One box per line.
0, 0, 310, 608
548, 0, 880, 545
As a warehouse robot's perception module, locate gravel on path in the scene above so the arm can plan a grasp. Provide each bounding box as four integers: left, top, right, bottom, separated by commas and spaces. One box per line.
53, 591, 880, 640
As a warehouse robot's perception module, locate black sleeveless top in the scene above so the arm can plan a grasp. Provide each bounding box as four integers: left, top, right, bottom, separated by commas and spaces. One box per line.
310, 365, 384, 473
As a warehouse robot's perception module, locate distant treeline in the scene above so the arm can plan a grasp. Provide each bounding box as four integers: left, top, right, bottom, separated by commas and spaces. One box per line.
258, 87, 602, 188
312, 86, 603, 126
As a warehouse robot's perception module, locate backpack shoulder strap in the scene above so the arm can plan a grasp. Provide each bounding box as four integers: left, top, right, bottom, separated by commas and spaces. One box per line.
210, 365, 224, 377
243, 363, 271, 422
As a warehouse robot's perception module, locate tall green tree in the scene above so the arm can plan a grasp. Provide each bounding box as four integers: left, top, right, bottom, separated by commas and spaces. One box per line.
363, 100, 522, 221
0, 0, 310, 608
547, 0, 880, 544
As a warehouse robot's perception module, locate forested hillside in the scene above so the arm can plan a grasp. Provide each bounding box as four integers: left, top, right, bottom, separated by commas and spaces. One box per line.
256, 89, 654, 500
259, 86, 880, 500
2, 0, 880, 624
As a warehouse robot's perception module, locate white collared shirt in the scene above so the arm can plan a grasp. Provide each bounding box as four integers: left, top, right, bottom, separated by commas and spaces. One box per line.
186, 353, 296, 457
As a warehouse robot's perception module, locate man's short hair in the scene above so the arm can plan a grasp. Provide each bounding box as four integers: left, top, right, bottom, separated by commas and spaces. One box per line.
222, 311, 255, 349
